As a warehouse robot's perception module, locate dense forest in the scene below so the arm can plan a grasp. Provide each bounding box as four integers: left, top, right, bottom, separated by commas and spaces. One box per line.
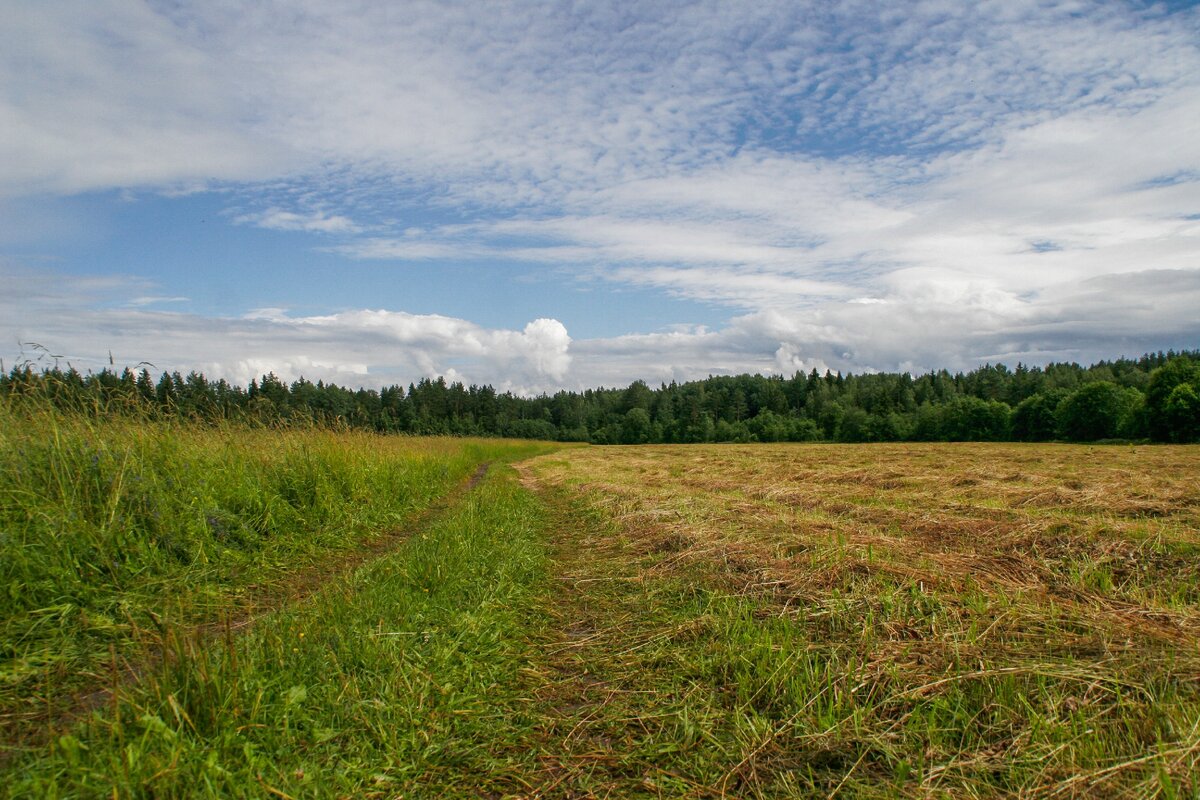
3, 350, 1199, 444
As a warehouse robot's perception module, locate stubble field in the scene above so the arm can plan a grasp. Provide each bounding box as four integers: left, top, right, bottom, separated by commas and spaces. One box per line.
519, 443, 1200, 797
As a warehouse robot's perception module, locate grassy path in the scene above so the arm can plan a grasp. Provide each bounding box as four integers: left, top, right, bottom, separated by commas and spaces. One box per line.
5, 464, 554, 797
8, 456, 816, 798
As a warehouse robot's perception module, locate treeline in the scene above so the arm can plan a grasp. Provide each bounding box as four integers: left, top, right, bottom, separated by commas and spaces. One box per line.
3, 350, 1199, 444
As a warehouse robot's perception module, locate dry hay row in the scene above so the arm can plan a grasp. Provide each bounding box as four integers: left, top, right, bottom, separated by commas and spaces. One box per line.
537, 471, 1200, 658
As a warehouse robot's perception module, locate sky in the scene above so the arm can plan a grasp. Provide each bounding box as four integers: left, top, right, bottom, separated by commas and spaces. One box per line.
2, 0, 1198, 394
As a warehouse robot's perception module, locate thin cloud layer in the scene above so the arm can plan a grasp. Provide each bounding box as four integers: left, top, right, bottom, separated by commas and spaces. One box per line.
1, 1, 1197, 387
235, 208, 361, 235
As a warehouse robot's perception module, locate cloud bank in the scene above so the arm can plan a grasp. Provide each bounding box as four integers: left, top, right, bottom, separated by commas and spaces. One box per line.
6, 261, 1196, 395
0, 263, 572, 393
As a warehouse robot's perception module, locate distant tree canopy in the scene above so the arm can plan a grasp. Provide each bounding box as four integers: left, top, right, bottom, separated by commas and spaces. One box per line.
3, 350, 1199, 444
1054, 381, 1141, 442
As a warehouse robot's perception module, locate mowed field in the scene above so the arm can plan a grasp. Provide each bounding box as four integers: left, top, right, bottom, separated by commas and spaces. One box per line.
520, 444, 1200, 798
4, 418, 1200, 798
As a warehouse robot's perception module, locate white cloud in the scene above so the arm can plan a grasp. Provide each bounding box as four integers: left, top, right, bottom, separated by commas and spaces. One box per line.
0, 2, 286, 196
569, 268, 1200, 387
2, 2, 1198, 382
0, 264, 572, 393
15, 1, 1194, 205
235, 208, 361, 234
513, 319, 572, 382
127, 295, 189, 307
3, 260, 1198, 393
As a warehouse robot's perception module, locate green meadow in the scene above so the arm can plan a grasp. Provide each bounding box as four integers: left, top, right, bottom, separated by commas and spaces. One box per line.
0, 400, 551, 751
3, 403, 1200, 797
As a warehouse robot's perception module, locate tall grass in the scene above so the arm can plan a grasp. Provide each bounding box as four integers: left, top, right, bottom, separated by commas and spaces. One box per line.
0, 398, 551, 745
4, 465, 552, 797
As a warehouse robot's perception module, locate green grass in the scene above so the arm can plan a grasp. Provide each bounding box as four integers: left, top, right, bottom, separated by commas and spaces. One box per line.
0, 400, 554, 747
7, 425, 1200, 797
4, 464, 554, 797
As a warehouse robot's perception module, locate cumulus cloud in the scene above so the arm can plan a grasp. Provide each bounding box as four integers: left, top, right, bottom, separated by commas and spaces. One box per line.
512, 319, 572, 382
0, 264, 573, 395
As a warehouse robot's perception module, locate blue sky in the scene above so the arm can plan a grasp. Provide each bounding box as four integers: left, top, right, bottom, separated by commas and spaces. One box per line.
2, 1, 1199, 393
